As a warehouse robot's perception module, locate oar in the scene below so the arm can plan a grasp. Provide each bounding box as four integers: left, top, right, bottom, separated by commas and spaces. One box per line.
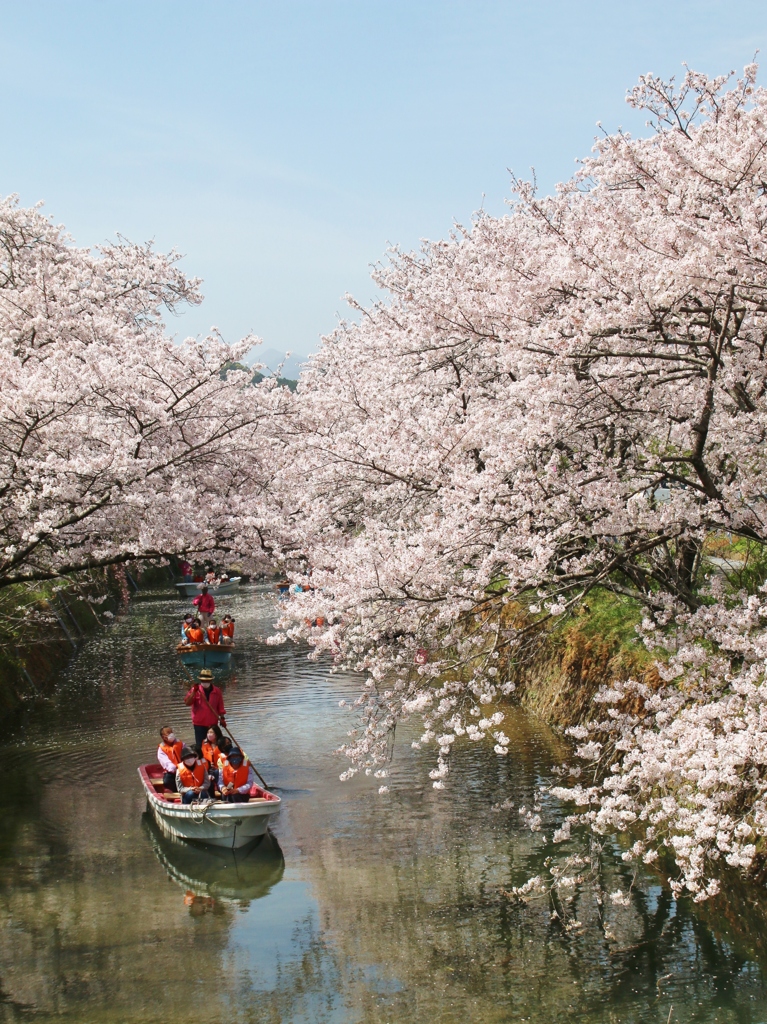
179, 662, 271, 790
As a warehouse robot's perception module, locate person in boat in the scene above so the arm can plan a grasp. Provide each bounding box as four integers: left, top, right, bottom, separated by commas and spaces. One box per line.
201, 724, 224, 782
184, 668, 226, 748
204, 569, 217, 585
221, 614, 235, 643
179, 559, 193, 582
157, 726, 183, 792
206, 618, 222, 645
180, 613, 194, 642
193, 586, 216, 630
176, 745, 215, 804
217, 735, 233, 768
184, 617, 205, 645
220, 747, 254, 803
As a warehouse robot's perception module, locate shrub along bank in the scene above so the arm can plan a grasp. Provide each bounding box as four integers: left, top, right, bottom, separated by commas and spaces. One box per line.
509, 589, 660, 729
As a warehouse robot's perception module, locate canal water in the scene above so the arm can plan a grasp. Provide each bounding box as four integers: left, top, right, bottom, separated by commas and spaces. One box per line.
2, 584, 767, 1024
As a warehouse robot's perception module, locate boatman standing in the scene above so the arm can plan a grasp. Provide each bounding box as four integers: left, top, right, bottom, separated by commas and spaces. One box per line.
193, 586, 215, 630
184, 668, 226, 748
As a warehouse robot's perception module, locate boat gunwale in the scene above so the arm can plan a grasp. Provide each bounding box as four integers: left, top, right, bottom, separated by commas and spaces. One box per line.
137, 764, 281, 820
175, 642, 235, 654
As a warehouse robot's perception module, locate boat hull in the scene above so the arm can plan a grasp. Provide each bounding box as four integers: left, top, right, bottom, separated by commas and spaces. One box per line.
175, 578, 241, 598
138, 765, 280, 849
177, 643, 233, 667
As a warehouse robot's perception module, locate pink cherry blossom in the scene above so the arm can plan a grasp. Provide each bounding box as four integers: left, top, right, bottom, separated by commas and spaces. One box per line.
272, 63, 767, 896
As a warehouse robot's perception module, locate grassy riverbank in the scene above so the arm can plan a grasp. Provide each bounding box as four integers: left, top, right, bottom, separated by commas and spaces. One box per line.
510, 588, 659, 729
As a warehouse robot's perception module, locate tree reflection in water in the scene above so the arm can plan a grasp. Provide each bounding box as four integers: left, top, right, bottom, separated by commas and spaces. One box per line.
0, 585, 766, 1023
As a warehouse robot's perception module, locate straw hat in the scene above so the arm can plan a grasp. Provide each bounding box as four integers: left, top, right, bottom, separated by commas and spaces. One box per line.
198, 669, 214, 681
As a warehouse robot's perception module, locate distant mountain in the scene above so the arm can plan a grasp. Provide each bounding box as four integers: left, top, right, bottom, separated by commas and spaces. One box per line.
221, 360, 298, 392
249, 347, 312, 382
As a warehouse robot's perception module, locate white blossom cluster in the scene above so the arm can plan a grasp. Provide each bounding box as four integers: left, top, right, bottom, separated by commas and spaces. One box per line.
0, 197, 291, 588
269, 65, 767, 896
550, 592, 767, 899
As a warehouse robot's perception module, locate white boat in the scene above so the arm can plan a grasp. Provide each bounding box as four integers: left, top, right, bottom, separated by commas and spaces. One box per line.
138, 763, 281, 849
175, 576, 242, 598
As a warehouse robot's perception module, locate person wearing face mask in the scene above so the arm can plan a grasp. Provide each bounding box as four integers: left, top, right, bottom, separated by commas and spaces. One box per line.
184, 669, 227, 748
220, 747, 255, 803
157, 726, 183, 792
185, 618, 205, 645
180, 614, 194, 643
176, 746, 214, 804
201, 725, 224, 782
192, 586, 216, 630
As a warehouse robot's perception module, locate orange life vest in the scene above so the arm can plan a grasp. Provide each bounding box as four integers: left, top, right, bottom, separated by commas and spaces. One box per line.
201, 742, 221, 768
177, 762, 206, 789
222, 762, 250, 790
207, 626, 221, 644
222, 621, 234, 638
160, 741, 183, 766
187, 627, 204, 644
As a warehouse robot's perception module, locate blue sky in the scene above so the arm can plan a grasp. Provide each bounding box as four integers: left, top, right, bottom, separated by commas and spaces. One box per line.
0, 1, 765, 369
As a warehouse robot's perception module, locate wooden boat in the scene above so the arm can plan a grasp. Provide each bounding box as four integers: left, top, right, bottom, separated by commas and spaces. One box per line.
176, 641, 234, 667
175, 577, 242, 598
138, 763, 281, 849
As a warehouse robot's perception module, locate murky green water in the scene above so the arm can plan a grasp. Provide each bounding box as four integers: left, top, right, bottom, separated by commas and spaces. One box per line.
2, 584, 767, 1023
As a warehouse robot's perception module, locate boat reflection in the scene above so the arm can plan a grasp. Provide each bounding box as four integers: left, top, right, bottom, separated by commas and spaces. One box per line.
143, 813, 285, 907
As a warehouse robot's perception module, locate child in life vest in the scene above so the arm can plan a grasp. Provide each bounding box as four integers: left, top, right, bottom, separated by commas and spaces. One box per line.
206, 619, 221, 645
157, 726, 183, 791
220, 747, 255, 803
176, 745, 215, 804
221, 615, 235, 643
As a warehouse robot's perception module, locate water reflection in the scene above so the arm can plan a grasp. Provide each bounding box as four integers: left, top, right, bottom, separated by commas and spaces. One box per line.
144, 818, 285, 908
0, 583, 766, 1023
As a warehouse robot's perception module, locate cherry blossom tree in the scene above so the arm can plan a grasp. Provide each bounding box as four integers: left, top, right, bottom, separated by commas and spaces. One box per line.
273, 63, 767, 894
0, 196, 288, 589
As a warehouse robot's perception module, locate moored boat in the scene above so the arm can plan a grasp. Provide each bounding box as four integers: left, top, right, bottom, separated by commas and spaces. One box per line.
176, 641, 234, 667
138, 763, 281, 849
175, 577, 242, 598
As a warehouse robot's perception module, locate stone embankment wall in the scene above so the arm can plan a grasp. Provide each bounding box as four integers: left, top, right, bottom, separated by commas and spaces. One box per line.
1, 562, 175, 714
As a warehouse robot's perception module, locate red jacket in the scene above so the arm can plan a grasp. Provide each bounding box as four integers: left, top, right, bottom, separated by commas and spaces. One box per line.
193, 592, 215, 614
184, 683, 225, 727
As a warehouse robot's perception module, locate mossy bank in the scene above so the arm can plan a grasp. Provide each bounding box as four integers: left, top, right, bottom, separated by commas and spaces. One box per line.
0, 562, 174, 715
